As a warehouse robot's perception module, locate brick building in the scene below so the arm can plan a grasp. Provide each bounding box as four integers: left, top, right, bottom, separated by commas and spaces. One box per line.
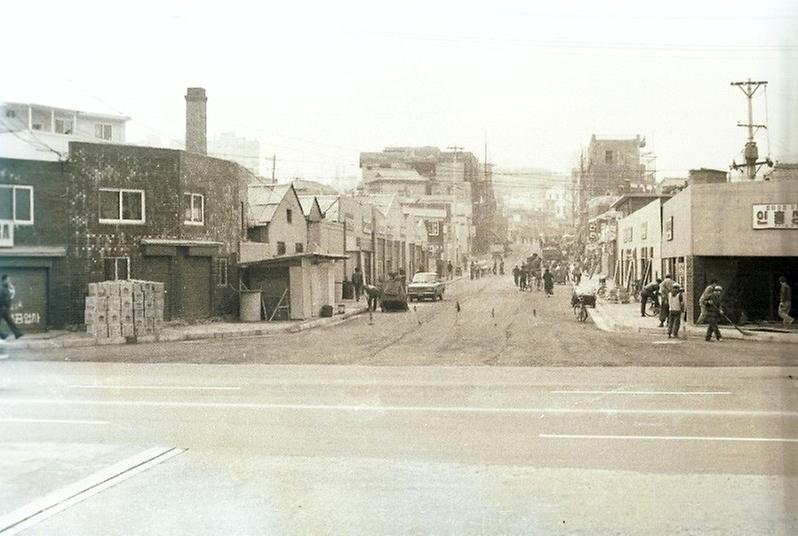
64, 141, 254, 324
0, 158, 69, 331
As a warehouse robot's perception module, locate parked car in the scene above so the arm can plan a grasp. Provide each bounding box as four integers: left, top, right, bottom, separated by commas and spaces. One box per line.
407, 272, 445, 301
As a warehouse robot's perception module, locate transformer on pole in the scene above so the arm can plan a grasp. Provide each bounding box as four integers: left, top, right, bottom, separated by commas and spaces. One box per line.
730, 78, 773, 179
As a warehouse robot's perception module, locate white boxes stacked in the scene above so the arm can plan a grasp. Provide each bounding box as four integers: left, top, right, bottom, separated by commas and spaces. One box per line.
85, 280, 165, 342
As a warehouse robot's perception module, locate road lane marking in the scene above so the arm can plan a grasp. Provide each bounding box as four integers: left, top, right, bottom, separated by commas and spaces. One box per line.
2, 399, 796, 417
0, 446, 185, 535
69, 385, 241, 391
540, 433, 798, 443
0, 418, 107, 425
551, 390, 732, 396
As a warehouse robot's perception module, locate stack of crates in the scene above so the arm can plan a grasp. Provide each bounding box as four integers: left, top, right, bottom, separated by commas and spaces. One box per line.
85, 280, 165, 342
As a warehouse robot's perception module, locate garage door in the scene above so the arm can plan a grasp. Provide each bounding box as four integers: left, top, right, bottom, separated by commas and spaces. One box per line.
3, 267, 48, 333
181, 256, 211, 319
139, 257, 173, 321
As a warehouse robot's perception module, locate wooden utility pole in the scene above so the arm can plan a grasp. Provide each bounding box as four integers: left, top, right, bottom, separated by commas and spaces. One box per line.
271, 154, 276, 183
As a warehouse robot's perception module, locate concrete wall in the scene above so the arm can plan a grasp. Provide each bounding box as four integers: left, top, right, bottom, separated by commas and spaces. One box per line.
661, 187, 693, 258
690, 181, 798, 257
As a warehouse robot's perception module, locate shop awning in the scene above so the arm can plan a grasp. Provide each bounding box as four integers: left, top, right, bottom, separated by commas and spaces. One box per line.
0, 246, 67, 257
239, 252, 349, 268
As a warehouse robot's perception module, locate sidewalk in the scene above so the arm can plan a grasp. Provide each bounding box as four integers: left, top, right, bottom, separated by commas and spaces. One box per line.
5, 299, 370, 352
589, 298, 798, 344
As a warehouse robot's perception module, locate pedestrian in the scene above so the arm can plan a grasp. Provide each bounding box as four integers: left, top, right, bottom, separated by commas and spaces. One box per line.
778, 276, 794, 325
573, 263, 582, 286
0, 274, 23, 341
493, 260, 497, 275
499, 259, 505, 275
364, 283, 380, 312
470, 261, 475, 280
519, 266, 528, 291
351, 267, 364, 302
658, 274, 674, 328
543, 268, 554, 297
447, 261, 453, 280
701, 285, 724, 341
640, 278, 661, 317
696, 279, 717, 324
512, 264, 520, 287
667, 283, 684, 338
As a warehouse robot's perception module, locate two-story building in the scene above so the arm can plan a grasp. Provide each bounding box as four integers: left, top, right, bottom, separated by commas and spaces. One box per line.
0, 158, 69, 331
64, 142, 253, 323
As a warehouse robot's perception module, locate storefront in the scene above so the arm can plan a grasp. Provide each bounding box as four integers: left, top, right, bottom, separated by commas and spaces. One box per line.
0, 246, 67, 332
661, 180, 798, 323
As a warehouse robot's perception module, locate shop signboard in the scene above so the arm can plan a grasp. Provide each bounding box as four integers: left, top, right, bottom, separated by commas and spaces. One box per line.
752, 203, 798, 229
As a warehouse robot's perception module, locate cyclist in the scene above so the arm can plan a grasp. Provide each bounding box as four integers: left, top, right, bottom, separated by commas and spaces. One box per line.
640, 278, 661, 317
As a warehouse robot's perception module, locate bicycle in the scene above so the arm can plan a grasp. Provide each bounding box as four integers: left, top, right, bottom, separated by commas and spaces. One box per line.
644, 299, 660, 317
573, 296, 589, 322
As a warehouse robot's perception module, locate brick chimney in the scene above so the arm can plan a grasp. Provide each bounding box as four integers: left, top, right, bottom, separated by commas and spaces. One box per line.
185, 87, 207, 155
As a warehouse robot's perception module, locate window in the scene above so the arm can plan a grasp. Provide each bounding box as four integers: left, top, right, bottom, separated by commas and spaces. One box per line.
427, 221, 439, 236
55, 118, 73, 134
103, 257, 130, 280
216, 258, 228, 287
32, 123, 43, 131
605, 150, 613, 164
5, 110, 15, 118
95, 123, 113, 140
295, 242, 304, 253
183, 193, 204, 224
0, 185, 34, 224
286, 209, 293, 224
99, 188, 145, 224
277, 241, 286, 255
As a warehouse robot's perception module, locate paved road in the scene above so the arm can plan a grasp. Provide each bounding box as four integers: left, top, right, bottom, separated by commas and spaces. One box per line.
2, 276, 796, 534
14, 276, 798, 366
1, 363, 796, 535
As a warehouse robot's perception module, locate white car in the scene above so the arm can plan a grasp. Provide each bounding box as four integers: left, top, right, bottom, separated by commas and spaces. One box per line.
407, 272, 445, 301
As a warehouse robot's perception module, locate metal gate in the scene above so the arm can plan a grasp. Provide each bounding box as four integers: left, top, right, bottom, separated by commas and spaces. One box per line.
2, 267, 48, 333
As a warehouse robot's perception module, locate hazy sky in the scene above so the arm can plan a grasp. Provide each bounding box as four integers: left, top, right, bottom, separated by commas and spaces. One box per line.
4, 0, 796, 180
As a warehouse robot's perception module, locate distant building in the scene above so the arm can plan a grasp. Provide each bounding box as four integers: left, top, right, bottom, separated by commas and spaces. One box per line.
0, 101, 129, 161
584, 134, 653, 198
209, 131, 261, 175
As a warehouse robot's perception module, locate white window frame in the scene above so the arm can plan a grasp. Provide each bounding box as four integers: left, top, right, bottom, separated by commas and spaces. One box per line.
104, 256, 131, 280
184, 193, 205, 225
98, 188, 146, 225
427, 221, 439, 236
0, 185, 34, 225
95, 123, 113, 140
216, 258, 228, 287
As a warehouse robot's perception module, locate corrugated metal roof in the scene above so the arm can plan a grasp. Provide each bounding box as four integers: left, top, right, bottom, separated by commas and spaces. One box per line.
248, 184, 291, 224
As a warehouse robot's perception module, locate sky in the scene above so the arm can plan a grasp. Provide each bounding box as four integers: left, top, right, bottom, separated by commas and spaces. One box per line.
3, 0, 796, 181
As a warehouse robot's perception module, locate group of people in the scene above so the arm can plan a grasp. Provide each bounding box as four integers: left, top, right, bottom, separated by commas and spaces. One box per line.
510, 254, 557, 297
469, 258, 504, 280
639, 274, 795, 341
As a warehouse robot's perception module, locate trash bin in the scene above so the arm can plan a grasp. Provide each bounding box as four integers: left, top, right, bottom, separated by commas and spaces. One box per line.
320, 304, 334, 317
240, 290, 262, 322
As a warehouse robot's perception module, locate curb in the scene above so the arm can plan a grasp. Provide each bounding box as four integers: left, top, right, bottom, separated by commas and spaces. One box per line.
591, 301, 798, 344
12, 306, 371, 351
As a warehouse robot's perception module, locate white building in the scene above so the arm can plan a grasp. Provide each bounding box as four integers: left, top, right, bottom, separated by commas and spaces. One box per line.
0, 102, 128, 161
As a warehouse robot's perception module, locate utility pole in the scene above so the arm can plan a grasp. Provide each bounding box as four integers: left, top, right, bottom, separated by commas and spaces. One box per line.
446, 146, 464, 267
730, 78, 772, 180
271, 154, 276, 183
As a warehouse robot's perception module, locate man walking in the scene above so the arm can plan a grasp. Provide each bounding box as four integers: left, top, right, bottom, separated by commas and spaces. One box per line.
778, 276, 794, 325
446, 261, 453, 280
640, 278, 661, 317
667, 283, 684, 338
512, 264, 521, 287
499, 259, 505, 275
658, 274, 674, 328
573, 263, 582, 287
0, 274, 23, 341
351, 267, 364, 302
701, 285, 724, 342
